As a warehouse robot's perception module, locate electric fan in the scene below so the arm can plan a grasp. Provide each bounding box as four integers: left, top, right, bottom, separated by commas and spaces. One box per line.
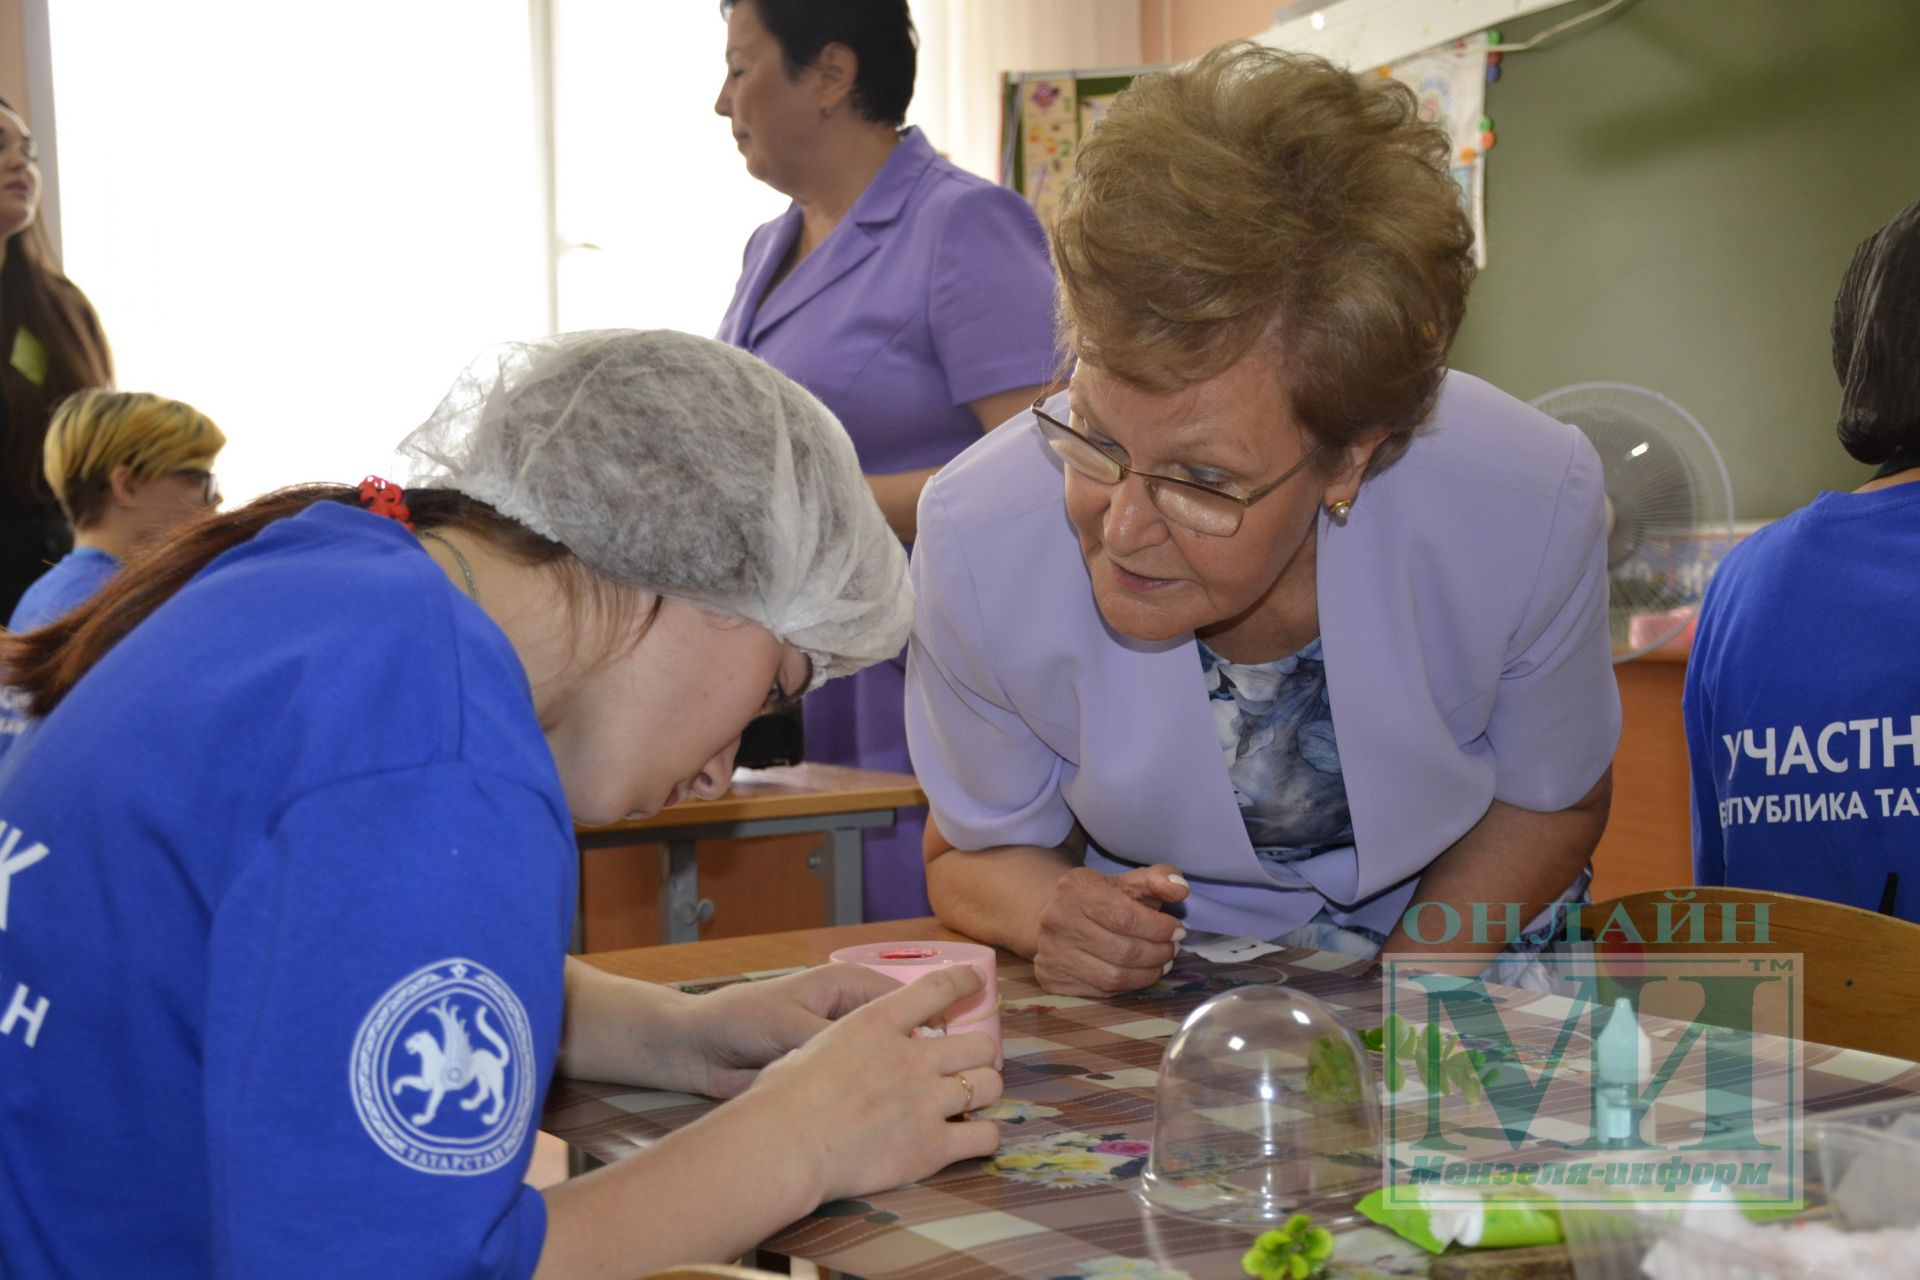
1529, 382, 1735, 663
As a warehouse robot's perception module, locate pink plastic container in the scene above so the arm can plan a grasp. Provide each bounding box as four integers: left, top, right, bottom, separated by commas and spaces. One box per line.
829, 940, 1002, 1070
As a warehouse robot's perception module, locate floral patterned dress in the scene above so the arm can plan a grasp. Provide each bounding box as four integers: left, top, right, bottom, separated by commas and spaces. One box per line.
1201, 637, 1353, 871
1200, 638, 1583, 990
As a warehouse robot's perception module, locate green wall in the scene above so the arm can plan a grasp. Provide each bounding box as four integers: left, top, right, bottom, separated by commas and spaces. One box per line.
1449, 0, 1920, 519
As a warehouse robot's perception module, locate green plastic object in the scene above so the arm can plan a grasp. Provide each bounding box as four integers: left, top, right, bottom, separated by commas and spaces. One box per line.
1487, 29, 1503, 45
1356, 1190, 1449, 1253
1356, 1188, 1565, 1253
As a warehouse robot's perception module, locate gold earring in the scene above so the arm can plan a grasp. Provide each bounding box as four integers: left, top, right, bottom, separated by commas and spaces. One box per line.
1328, 499, 1353, 520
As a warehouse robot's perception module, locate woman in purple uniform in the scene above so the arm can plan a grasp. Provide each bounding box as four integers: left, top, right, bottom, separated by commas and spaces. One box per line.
715, 0, 1063, 919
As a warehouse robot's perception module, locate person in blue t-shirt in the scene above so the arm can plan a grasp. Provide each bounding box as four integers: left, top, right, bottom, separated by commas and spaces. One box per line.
0, 330, 1003, 1279
1684, 197, 1920, 922
7, 388, 225, 632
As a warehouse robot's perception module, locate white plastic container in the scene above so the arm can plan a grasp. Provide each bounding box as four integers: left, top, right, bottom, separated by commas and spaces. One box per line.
1560, 1099, 1920, 1280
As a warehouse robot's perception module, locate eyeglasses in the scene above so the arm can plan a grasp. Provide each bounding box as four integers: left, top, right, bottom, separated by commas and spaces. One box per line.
1032, 400, 1320, 537
170, 469, 221, 507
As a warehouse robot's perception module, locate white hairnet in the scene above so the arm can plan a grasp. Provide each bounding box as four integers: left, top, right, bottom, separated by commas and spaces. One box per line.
398, 329, 910, 688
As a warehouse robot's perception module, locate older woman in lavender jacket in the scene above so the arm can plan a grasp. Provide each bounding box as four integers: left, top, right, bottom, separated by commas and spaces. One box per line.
905, 45, 1620, 997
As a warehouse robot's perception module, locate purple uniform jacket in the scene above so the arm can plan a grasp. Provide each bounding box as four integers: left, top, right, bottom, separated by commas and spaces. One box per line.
716, 126, 1058, 473
906, 373, 1622, 940
718, 126, 1060, 920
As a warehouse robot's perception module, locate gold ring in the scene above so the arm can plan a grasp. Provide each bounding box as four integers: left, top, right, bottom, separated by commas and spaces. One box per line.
950, 1072, 975, 1114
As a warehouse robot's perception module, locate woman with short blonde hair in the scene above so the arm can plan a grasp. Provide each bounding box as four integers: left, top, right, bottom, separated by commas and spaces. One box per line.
42, 389, 224, 526
8, 389, 226, 630
910, 43, 1620, 996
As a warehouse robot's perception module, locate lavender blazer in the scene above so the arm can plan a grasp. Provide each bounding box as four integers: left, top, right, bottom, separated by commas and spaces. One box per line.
905, 372, 1622, 940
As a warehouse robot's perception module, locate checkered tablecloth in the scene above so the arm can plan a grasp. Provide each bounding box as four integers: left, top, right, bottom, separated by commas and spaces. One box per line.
541, 945, 1920, 1280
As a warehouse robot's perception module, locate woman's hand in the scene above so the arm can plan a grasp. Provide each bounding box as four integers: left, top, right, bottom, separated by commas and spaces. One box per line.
558, 957, 904, 1095
1033, 863, 1190, 996
669, 962, 904, 1098
538, 967, 1004, 1278
742, 965, 1005, 1203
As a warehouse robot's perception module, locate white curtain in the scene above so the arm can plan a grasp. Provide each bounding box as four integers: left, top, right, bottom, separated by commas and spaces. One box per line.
908, 0, 1143, 182
48, 1, 547, 506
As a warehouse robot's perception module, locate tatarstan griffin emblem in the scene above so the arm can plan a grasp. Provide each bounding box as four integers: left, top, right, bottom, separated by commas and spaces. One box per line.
351, 958, 536, 1176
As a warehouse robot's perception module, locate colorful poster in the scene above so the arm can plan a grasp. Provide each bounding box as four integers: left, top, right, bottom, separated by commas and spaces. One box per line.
1382, 35, 1491, 267
1019, 78, 1078, 225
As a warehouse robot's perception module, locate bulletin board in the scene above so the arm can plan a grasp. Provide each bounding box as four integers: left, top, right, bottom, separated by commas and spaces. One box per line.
1000, 70, 1142, 229
1381, 35, 1493, 267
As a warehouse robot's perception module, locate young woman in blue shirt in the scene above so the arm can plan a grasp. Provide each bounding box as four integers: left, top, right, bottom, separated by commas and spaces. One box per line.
0, 330, 1001, 1278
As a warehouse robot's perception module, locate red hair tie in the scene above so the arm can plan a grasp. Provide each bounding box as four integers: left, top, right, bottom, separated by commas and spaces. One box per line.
357, 475, 414, 531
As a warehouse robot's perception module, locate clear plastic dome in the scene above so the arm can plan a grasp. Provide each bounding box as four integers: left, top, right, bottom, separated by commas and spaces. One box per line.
1137, 985, 1380, 1223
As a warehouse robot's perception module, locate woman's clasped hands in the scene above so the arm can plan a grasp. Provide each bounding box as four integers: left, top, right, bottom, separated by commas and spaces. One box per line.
1034, 863, 1191, 997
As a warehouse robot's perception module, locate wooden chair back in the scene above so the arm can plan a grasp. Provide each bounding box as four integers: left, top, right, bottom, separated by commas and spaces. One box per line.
1582, 886, 1920, 1061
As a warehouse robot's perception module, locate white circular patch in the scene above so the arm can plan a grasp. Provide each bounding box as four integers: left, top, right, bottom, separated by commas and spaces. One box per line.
350, 958, 537, 1176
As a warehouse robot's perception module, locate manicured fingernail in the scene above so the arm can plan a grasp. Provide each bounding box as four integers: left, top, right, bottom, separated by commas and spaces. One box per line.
1171, 927, 1188, 943
1162, 959, 1175, 974
1166, 873, 1189, 887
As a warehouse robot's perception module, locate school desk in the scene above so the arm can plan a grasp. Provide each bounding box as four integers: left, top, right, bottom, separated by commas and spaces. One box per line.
573, 764, 926, 948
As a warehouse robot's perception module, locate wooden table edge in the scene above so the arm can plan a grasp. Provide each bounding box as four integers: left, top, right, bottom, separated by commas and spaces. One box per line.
578, 917, 981, 984
574, 767, 925, 837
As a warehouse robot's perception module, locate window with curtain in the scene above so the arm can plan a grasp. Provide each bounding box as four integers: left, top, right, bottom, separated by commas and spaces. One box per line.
48, 1, 547, 506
